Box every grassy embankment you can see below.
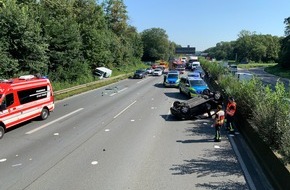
[53,63,149,101]
[236,62,290,80]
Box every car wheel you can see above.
[173,101,181,108]
[40,108,49,120]
[202,89,211,96]
[0,125,4,139]
[213,91,222,101]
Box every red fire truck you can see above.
[0,75,55,139]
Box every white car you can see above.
[228,64,238,73]
[235,72,253,82]
[152,69,163,76]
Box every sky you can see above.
[123,0,290,51]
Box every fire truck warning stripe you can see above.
[25,108,84,135]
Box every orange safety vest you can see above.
[215,110,225,125]
[226,102,236,116]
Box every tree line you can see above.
[0,0,178,83]
[0,0,143,82]
[2,0,289,83]
[204,17,290,69]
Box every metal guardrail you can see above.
[54,73,131,95]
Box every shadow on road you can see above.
[171,119,249,190]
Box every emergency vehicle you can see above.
[0,75,55,139]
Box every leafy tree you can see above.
[124,26,143,60]
[207,30,282,63]
[102,0,128,36]
[0,43,19,78]
[279,35,290,68]
[73,0,112,70]
[0,0,48,77]
[279,17,290,68]
[141,28,170,61]
[39,0,88,82]
[168,41,179,60]
[284,17,290,36]
[234,30,255,62]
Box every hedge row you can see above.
[201,59,290,164]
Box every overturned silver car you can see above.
[170,90,223,120]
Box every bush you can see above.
[201,58,290,164]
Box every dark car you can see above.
[170,90,223,120]
[133,69,147,79]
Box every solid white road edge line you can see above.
[25,108,84,135]
[113,101,137,119]
[229,135,256,190]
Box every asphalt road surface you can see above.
[0,74,273,190]
[240,67,290,90]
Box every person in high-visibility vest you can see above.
[225,96,237,134]
[214,105,225,142]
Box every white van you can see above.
[94,67,112,79]
[235,72,253,82]
[191,61,201,70]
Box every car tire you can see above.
[213,91,222,101]
[202,89,211,96]
[40,108,49,120]
[0,125,4,139]
[173,101,181,108]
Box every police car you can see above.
[179,76,209,97]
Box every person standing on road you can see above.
[225,96,237,134]
[213,105,225,142]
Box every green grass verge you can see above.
[54,74,131,101]
[52,62,148,101]
[237,62,277,69]
[264,64,290,79]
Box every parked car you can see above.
[235,72,253,82]
[163,71,180,87]
[170,90,223,120]
[133,69,147,79]
[179,76,209,97]
[152,68,163,76]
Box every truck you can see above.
[94,67,112,79]
[188,56,198,62]
[0,75,55,139]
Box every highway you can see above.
[239,67,290,90]
[0,74,272,190]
